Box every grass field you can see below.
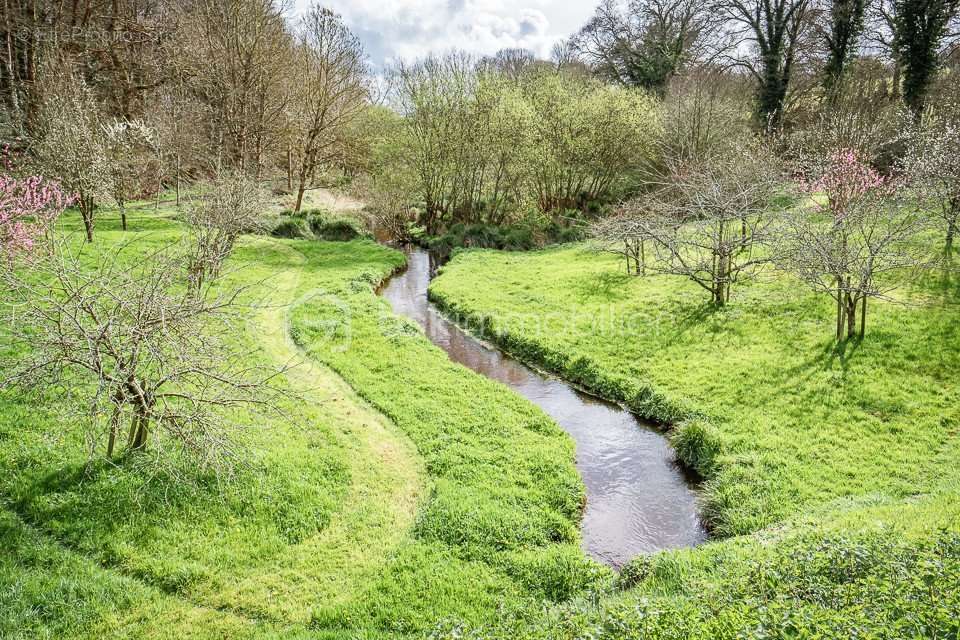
[3,204,959,639]
[0,207,603,638]
[425,242,960,637]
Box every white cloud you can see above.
[292,0,598,66]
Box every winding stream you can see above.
[380,247,706,568]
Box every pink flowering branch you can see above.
[804,149,890,222]
[0,175,73,255]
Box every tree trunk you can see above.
[946,218,956,255]
[836,279,844,341]
[286,146,293,191]
[175,153,181,207]
[845,290,858,340]
[860,294,867,337]
[119,201,127,231]
[130,413,148,451]
[81,197,95,242]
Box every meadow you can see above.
[2,206,959,639]
[425,242,960,636]
[0,208,603,639]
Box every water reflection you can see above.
[380,247,707,567]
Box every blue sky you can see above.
[292,0,600,66]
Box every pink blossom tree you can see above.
[0,175,71,256]
[781,149,931,340]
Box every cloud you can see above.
[293,0,593,67]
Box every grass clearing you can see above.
[425,242,960,637]
[430,244,960,536]
[0,207,608,637]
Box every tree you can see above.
[176,0,294,176]
[569,0,722,94]
[0,174,71,256]
[32,68,111,242]
[902,106,960,253]
[0,238,284,466]
[102,118,158,231]
[289,6,368,214]
[525,71,660,213]
[721,0,814,128]
[819,0,871,98]
[892,0,960,115]
[782,149,930,339]
[657,70,752,172]
[625,142,784,305]
[184,172,265,289]
[591,210,652,275]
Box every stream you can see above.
[380,247,706,568]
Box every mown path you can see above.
[206,237,425,621]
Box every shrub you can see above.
[308,214,366,241]
[270,218,308,238]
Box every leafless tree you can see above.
[624,142,785,304]
[31,65,112,242]
[0,238,286,469]
[102,118,158,231]
[175,0,293,176]
[288,5,368,213]
[591,210,653,275]
[184,171,266,289]
[901,103,960,253]
[778,190,934,339]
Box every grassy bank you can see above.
[430,244,960,536]
[0,208,604,638]
[427,242,960,637]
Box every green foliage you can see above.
[307,212,367,241]
[270,217,308,238]
[669,417,723,477]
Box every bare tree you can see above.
[288,5,368,213]
[781,149,933,340]
[591,210,652,275]
[902,104,960,253]
[32,66,111,242]
[0,238,284,468]
[184,172,266,289]
[102,118,158,231]
[624,142,784,305]
[779,189,932,340]
[176,0,293,176]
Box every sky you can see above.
[292,0,600,67]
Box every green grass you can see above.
[430,244,960,536]
[0,207,608,638]
[426,242,960,637]
[5,203,960,638]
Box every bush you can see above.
[270,218,308,239]
[308,214,366,241]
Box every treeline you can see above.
[1,0,369,239]
[367,53,659,239]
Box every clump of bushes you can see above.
[427,220,586,260]
[308,212,367,241]
[269,208,369,241]
[270,217,308,239]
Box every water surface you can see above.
[380,247,706,567]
